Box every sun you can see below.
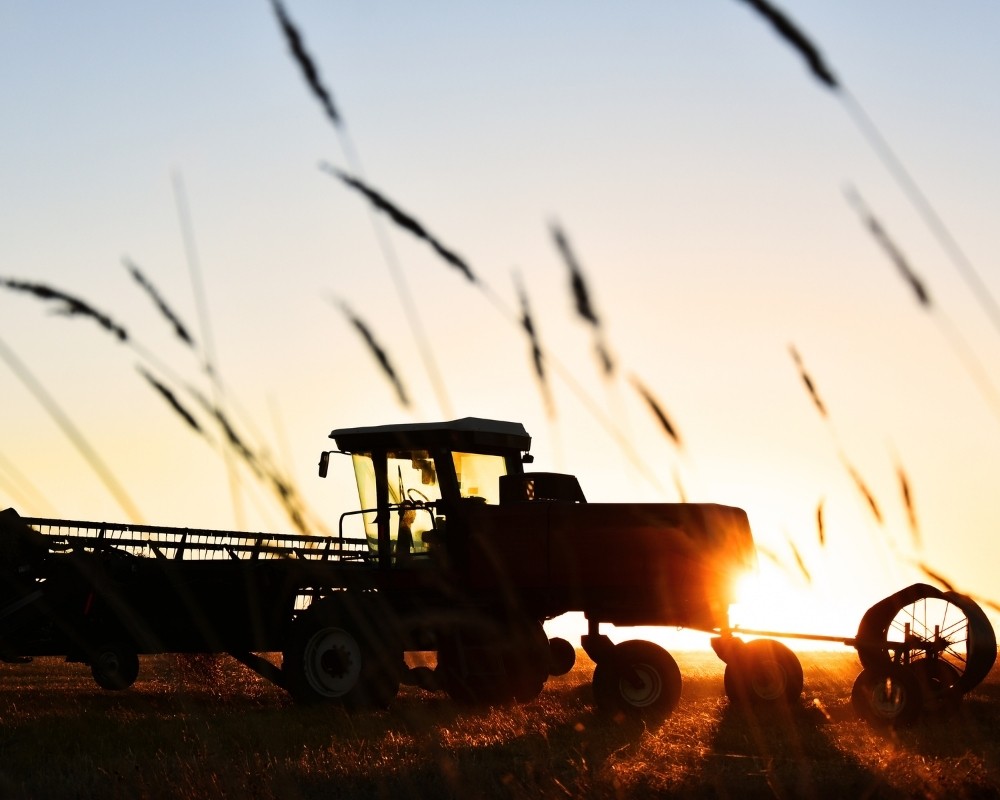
[727,560,867,651]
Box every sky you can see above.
[1,2,999,646]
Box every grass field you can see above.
[1,649,998,799]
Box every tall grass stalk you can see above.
[893,457,921,550]
[271,0,341,128]
[816,498,825,546]
[172,170,245,530]
[269,2,454,416]
[786,535,812,583]
[738,0,1000,339]
[322,164,677,493]
[840,89,1000,337]
[788,344,826,418]
[845,185,930,307]
[513,271,553,417]
[550,222,614,376]
[847,185,1000,427]
[123,257,197,348]
[0,272,305,529]
[735,0,838,89]
[323,165,476,284]
[842,459,883,525]
[789,345,886,523]
[138,366,205,436]
[335,299,410,409]
[917,563,957,593]
[0,278,129,342]
[124,258,304,527]
[629,375,682,448]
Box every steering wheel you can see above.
[406,487,430,505]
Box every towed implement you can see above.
[0,417,994,725]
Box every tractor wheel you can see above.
[90,643,140,690]
[592,640,681,723]
[724,639,803,708]
[851,665,923,728]
[547,637,576,677]
[282,597,402,710]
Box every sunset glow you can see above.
[2,3,999,655]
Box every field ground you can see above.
[1,649,998,799]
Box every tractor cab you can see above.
[323,418,536,566]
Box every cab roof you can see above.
[330,417,531,454]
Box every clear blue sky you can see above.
[1,2,998,636]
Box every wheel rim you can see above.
[91,643,139,689]
[868,675,910,720]
[748,660,786,701]
[888,596,969,680]
[618,663,662,708]
[96,651,123,676]
[303,627,362,697]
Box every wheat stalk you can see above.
[844,186,930,307]
[788,344,826,418]
[816,498,825,546]
[513,271,553,417]
[322,164,476,284]
[738,0,1000,338]
[335,299,410,408]
[894,458,921,550]
[735,0,838,89]
[787,536,812,583]
[271,0,340,128]
[843,460,883,525]
[0,278,128,342]
[629,374,682,448]
[123,258,197,347]
[138,366,204,435]
[550,222,614,376]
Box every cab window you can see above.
[452,452,507,505]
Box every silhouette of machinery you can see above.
[0,418,993,725]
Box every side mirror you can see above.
[318,451,330,478]
[521,452,534,464]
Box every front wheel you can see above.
[592,640,681,723]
